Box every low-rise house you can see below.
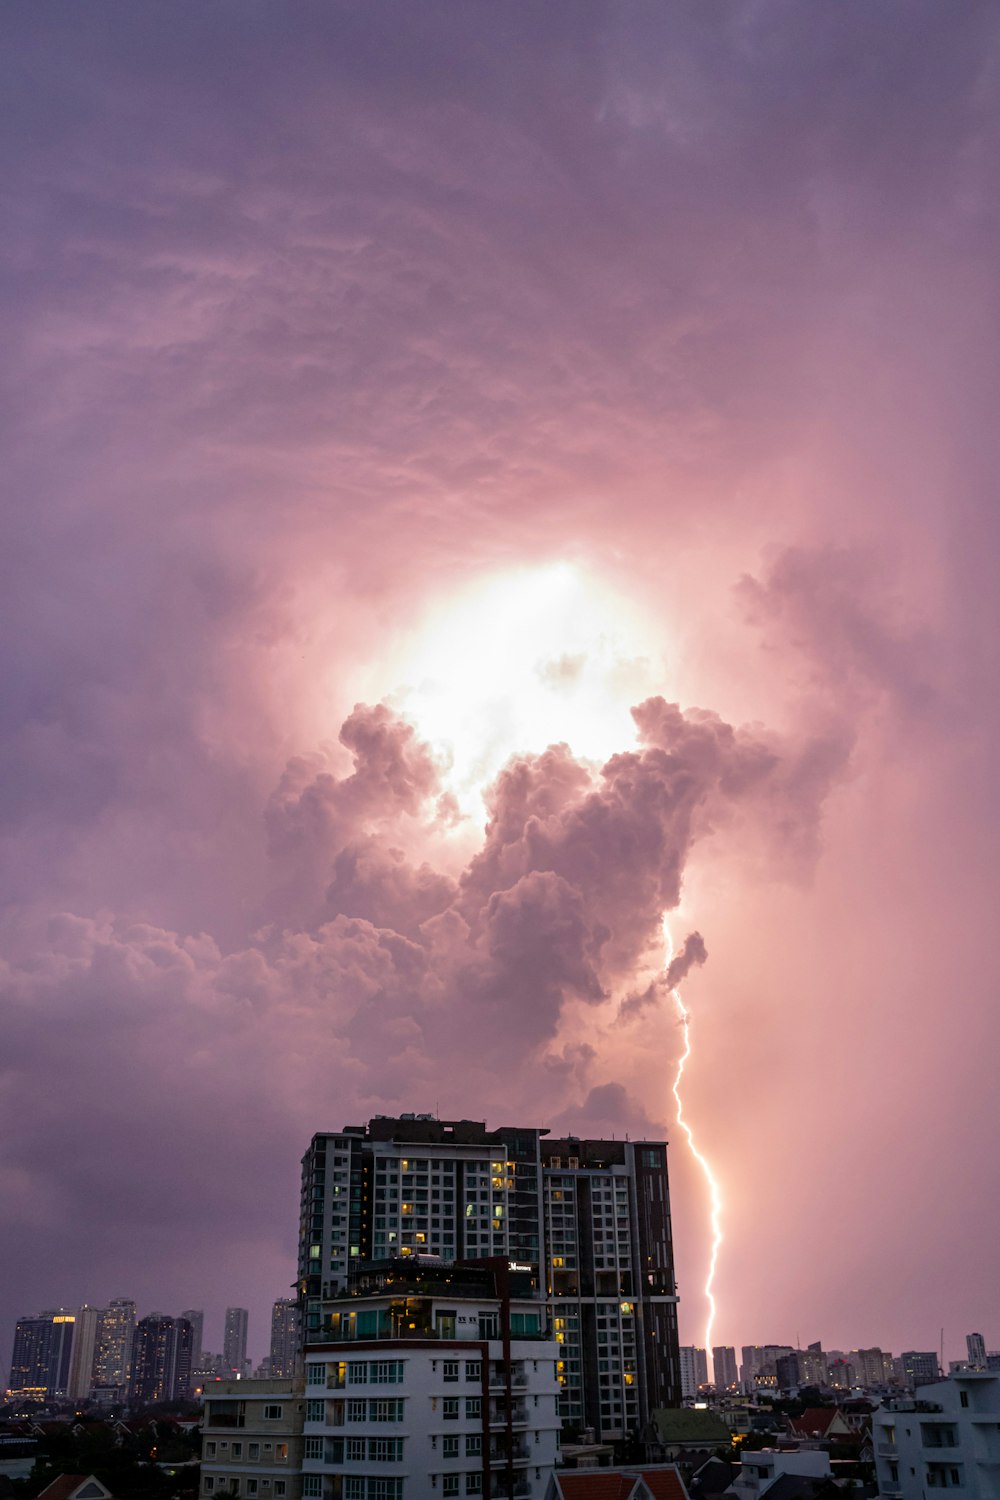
[728,1449,832,1500]
[35,1477,116,1500]
[199,1378,304,1500]
[547,1467,689,1500]
[873,1371,1000,1500]
[642,1409,733,1464]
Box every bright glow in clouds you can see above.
[387,561,663,812]
[665,916,724,1353]
[382,562,724,1348]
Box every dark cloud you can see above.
[0,0,998,1371]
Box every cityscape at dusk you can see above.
[2,3,999,1495]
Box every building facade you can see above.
[711,1347,738,1390]
[678,1348,708,1400]
[874,1371,1000,1500]
[226,1308,251,1377]
[272,1301,301,1380]
[299,1117,680,1442]
[93,1298,137,1396]
[181,1310,205,1366]
[900,1351,942,1390]
[968,1335,987,1371]
[301,1258,560,1499]
[129,1314,193,1404]
[6,1311,76,1400]
[200,1377,304,1500]
[67,1305,102,1400]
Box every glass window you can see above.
[465,1361,481,1381]
[443,1398,460,1419]
[465,1398,481,1419]
[263,1406,283,1420]
[465,1435,482,1457]
[465,1477,482,1496]
[346,1438,365,1462]
[307,1364,325,1386]
[443,1480,460,1498]
[443,1362,459,1382]
[302,1480,322,1499]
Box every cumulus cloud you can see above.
[1,0,997,1369]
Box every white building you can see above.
[302,1258,561,1499]
[300,1118,682,1440]
[200,1376,304,1500]
[874,1371,1000,1500]
[678,1348,708,1400]
[730,1449,831,1500]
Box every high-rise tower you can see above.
[299,1115,681,1441]
[269,1298,299,1379]
[7,1311,76,1400]
[223,1307,249,1376]
[93,1297,136,1393]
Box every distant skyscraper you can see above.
[223,1307,249,1375]
[680,1345,709,1398]
[8,1310,76,1400]
[129,1314,191,1405]
[901,1350,940,1388]
[713,1345,738,1389]
[967,1333,987,1370]
[67,1305,102,1399]
[93,1298,136,1391]
[179,1309,204,1365]
[269,1299,299,1378]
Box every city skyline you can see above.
[2,2,999,1386]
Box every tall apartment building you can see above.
[739,1345,793,1391]
[67,1305,102,1400]
[850,1346,896,1388]
[93,1298,137,1395]
[298,1116,680,1442]
[226,1308,250,1376]
[180,1310,205,1366]
[679,1347,708,1399]
[301,1258,560,1500]
[7,1310,76,1400]
[271,1300,301,1380]
[967,1334,987,1370]
[712,1346,738,1390]
[129,1314,193,1405]
[900,1351,941,1390]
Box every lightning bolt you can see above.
[664,915,724,1355]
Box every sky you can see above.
[2,1,999,1374]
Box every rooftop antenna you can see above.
[941,1327,945,1375]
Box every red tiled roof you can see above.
[556,1477,643,1500]
[36,1478,92,1500]
[636,1471,689,1500]
[788,1408,840,1437]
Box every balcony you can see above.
[490,1405,528,1429]
[489,1439,530,1463]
